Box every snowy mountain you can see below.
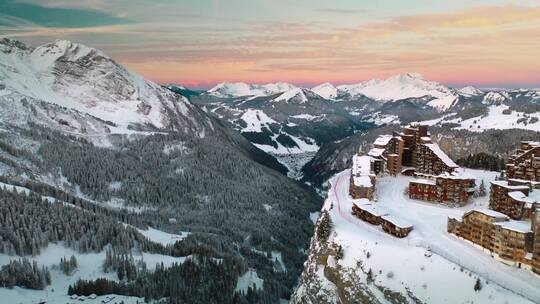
[483,91,510,104]
[0,39,322,303]
[193,74,540,176]
[458,86,483,96]
[207,81,297,98]
[337,73,459,111]
[311,82,338,100]
[0,39,212,135]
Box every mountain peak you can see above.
[312,82,338,100]
[273,87,308,103]
[458,86,483,96]
[31,39,108,69]
[0,38,202,133]
[207,82,297,98]
[391,72,424,81]
[0,38,33,53]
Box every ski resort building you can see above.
[351,201,413,238]
[506,141,540,182]
[366,125,459,178]
[409,173,476,206]
[416,143,459,175]
[368,134,404,176]
[349,155,376,200]
[489,180,539,220]
[380,215,414,238]
[351,201,389,225]
[448,209,536,269]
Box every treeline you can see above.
[0,188,166,256]
[0,122,321,301]
[456,152,506,171]
[0,258,51,290]
[27,126,318,299]
[69,256,273,304]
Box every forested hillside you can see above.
[0,39,322,303]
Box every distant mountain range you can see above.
[172,74,539,167]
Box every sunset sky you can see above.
[1,0,540,89]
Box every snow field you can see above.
[323,169,539,303]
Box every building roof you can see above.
[508,191,535,204]
[352,154,372,176]
[381,215,413,229]
[353,175,373,188]
[423,143,458,168]
[351,198,371,206]
[368,148,386,158]
[357,204,389,217]
[490,180,530,190]
[410,179,436,185]
[494,220,532,234]
[507,178,540,187]
[467,208,509,220]
[522,141,540,146]
[373,134,394,147]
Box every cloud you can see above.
[313,8,368,15]
[0,0,134,28]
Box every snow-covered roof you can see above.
[448,214,463,221]
[352,155,372,176]
[423,143,458,168]
[381,215,413,229]
[494,220,532,234]
[357,204,389,217]
[528,190,540,202]
[521,141,540,147]
[368,148,386,157]
[352,155,374,187]
[373,134,393,146]
[352,198,371,206]
[436,172,475,181]
[507,178,540,187]
[410,179,436,185]
[508,191,535,203]
[468,208,509,220]
[420,136,432,142]
[491,180,530,190]
[353,175,373,188]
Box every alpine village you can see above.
[349,125,540,275]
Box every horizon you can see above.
[2,0,540,89]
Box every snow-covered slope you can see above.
[483,91,510,104]
[0,38,209,134]
[312,82,338,100]
[292,169,538,304]
[337,73,459,111]
[458,86,483,96]
[207,82,297,98]
[273,87,309,103]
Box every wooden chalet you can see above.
[351,203,389,225]
[380,215,413,238]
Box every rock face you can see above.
[0,38,211,135]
